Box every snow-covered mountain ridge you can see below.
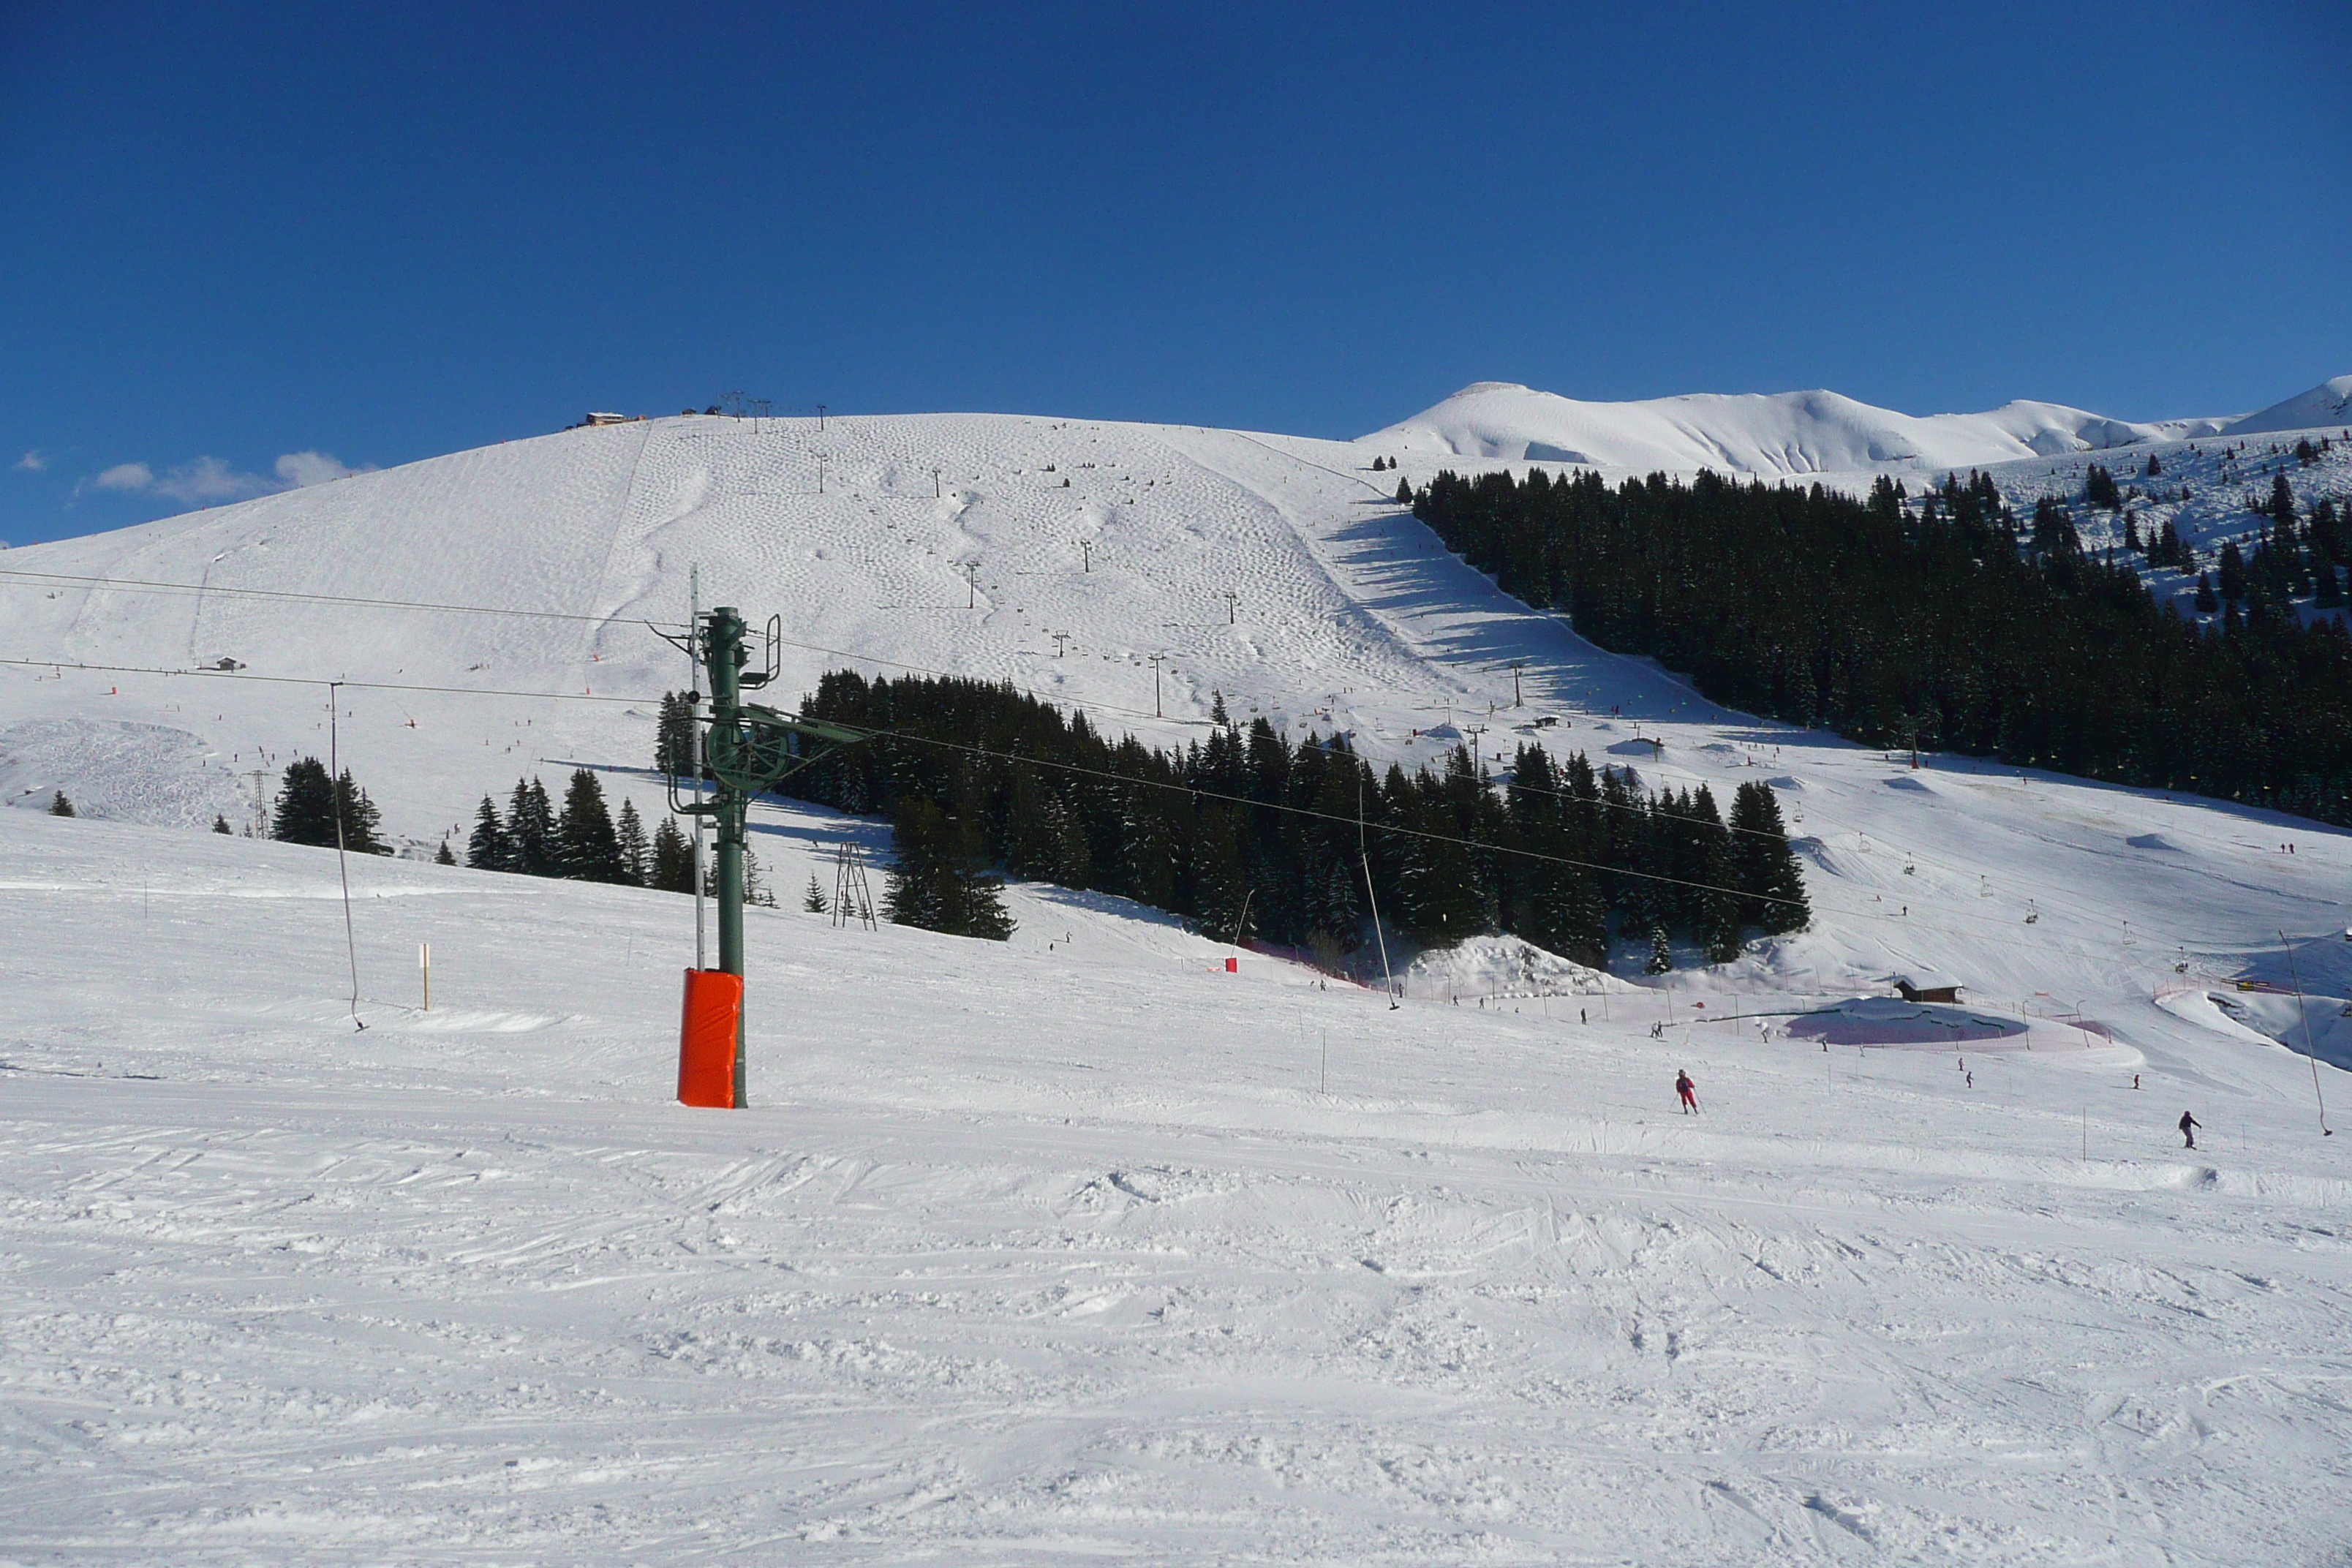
[1369,374,2352,476]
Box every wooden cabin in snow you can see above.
[1891,975,1962,1004]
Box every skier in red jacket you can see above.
[1676,1070,1697,1114]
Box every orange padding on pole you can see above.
[677,968,742,1108]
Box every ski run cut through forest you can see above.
[4,374,2352,1564]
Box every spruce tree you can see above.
[271,759,338,845]
[1395,475,1411,504]
[615,799,650,886]
[650,815,695,893]
[656,692,699,778]
[557,769,626,882]
[434,837,456,865]
[508,778,557,875]
[1646,924,1674,976]
[212,814,233,834]
[1729,781,1809,935]
[2270,472,2297,526]
[331,769,388,854]
[884,796,1012,939]
[883,796,947,930]
[466,795,512,870]
[802,873,829,913]
[48,791,75,817]
[2218,541,2246,601]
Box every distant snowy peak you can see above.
[2227,374,2352,437]
[1365,376,2349,478]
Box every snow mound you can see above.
[1401,934,1628,1001]
[2127,832,2183,852]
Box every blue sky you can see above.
[4,1,2346,545]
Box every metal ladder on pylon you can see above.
[832,840,877,930]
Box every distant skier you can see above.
[2179,1111,2199,1149]
[1676,1070,1697,1114]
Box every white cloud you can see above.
[15,450,45,472]
[274,450,369,487]
[152,456,274,503]
[92,461,154,491]
[75,448,373,505]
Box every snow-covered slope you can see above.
[6,799,2351,1563]
[2225,372,2352,437]
[3,401,2351,1558]
[2,406,2348,1019]
[1361,377,2352,475]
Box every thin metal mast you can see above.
[690,564,706,971]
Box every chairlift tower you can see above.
[664,605,865,1105]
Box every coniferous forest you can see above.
[783,671,1807,964]
[1409,467,2352,824]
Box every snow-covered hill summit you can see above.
[1365,374,2351,476]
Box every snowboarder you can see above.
[1676,1070,1697,1114]
[2179,1111,2199,1149]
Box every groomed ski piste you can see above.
[4,382,2351,1563]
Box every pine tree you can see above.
[2194,570,2219,613]
[2084,464,2121,510]
[802,873,829,913]
[508,778,557,875]
[556,769,626,882]
[1729,781,1809,935]
[656,692,699,777]
[2218,540,2246,602]
[48,791,75,817]
[615,799,650,886]
[1691,785,1743,962]
[434,837,456,865]
[212,814,232,834]
[1395,475,1412,504]
[1646,924,1674,976]
[466,795,512,870]
[271,760,336,844]
[2269,472,2297,526]
[2144,453,2163,477]
[883,796,1013,939]
[331,769,389,854]
[883,796,946,930]
[650,815,695,893]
